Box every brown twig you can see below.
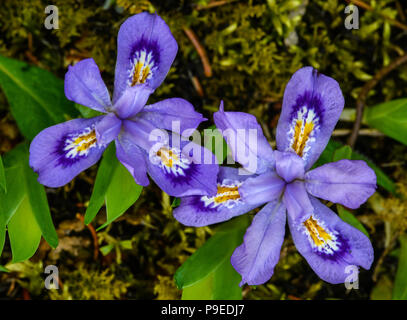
[372,230,401,282]
[347,53,407,147]
[183,27,213,77]
[76,213,99,261]
[346,0,407,31]
[196,0,237,11]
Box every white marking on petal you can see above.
[201,180,243,210]
[128,49,156,87]
[63,126,99,159]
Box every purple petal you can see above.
[239,172,285,206]
[231,200,286,286]
[113,12,178,102]
[283,180,313,224]
[64,58,111,112]
[274,150,305,183]
[214,102,274,174]
[288,196,373,284]
[115,133,150,187]
[276,67,345,170]
[138,98,205,135]
[173,167,257,227]
[113,84,152,119]
[95,113,122,146]
[121,118,165,152]
[146,134,219,197]
[29,116,106,187]
[305,159,376,209]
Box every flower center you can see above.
[129,50,156,87]
[201,181,242,209]
[64,127,98,159]
[156,147,190,176]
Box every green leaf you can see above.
[7,196,42,262]
[393,234,407,300]
[0,155,5,192]
[337,205,369,238]
[85,144,143,229]
[0,55,78,140]
[364,98,407,146]
[0,144,58,261]
[171,197,181,208]
[175,215,250,299]
[0,265,9,273]
[100,244,114,256]
[75,103,104,119]
[315,140,396,194]
[332,145,352,161]
[203,125,229,164]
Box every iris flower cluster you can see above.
[30,12,376,285]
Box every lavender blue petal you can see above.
[276,67,345,170]
[288,196,374,284]
[113,12,178,102]
[283,180,313,224]
[239,172,285,206]
[173,167,257,227]
[29,116,105,187]
[274,150,305,183]
[64,58,111,112]
[231,200,286,286]
[113,84,152,119]
[214,102,274,174]
[137,98,206,136]
[305,159,377,209]
[95,113,122,146]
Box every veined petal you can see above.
[305,160,377,209]
[145,133,219,197]
[95,113,122,146]
[115,133,149,187]
[283,180,313,224]
[276,67,344,170]
[113,84,152,119]
[113,12,178,102]
[231,200,286,286]
[214,102,274,174]
[65,58,111,112]
[288,196,373,284]
[173,167,257,227]
[29,116,106,187]
[138,98,205,135]
[239,172,285,206]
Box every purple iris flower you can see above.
[29,12,218,197]
[173,67,377,284]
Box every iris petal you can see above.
[276,67,344,170]
[305,159,377,209]
[29,116,106,187]
[113,12,178,102]
[173,167,257,227]
[288,196,373,284]
[231,200,286,286]
[64,58,111,112]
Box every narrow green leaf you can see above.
[84,144,117,224]
[0,221,6,257]
[182,272,214,300]
[8,196,42,263]
[332,145,352,161]
[171,197,181,208]
[393,234,407,300]
[175,215,249,292]
[0,55,78,140]
[85,144,143,229]
[75,103,104,119]
[100,244,114,256]
[0,155,6,192]
[337,205,369,238]
[0,265,9,273]
[203,125,229,164]
[364,98,407,146]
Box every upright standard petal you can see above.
[274,150,305,183]
[65,58,111,112]
[173,167,257,227]
[115,131,150,187]
[305,160,377,209]
[95,113,122,146]
[214,102,274,174]
[145,132,219,197]
[288,196,373,284]
[29,116,106,187]
[113,12,178,102]
[138,98,205,136]
[113,84,152,119]
[283,180,313,224]
[276,67,344,170]
[239,172,285,206]
[231,200,286,286]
